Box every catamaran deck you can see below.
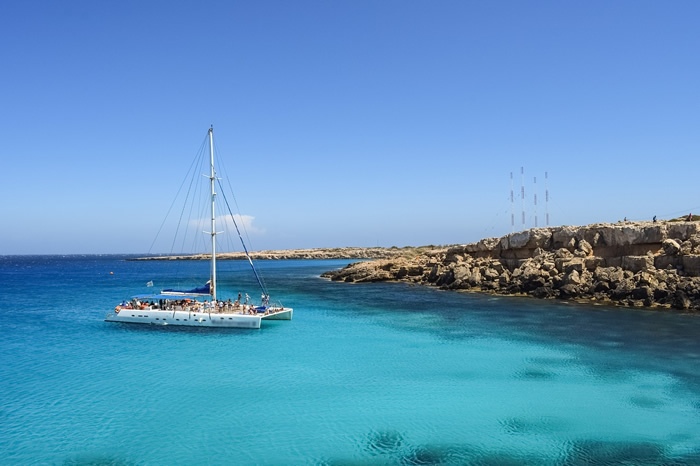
[105,300,292,329]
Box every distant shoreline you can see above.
[127,246,443,261]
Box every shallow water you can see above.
[1,256,700,464]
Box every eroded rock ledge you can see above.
[321,221,700,311]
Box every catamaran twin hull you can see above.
[106,127,293,330]
[105,307,293,329]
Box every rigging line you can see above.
[175,137,209,284]
[219,171,267,294]
[147,136,208,255]
[214,137,270,292]
[179,144,207,255]
[217,178,268,297]
[213,140,257,252]
[170,133,210,255]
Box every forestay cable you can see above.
[217,179,269,300]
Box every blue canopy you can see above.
[132,293,210,300]
[161,281,211,297]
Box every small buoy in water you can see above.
[110,272,114,275]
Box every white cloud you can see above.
[190,214,265,235]
[222,214,265,235]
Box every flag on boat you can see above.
[146,281,154,287]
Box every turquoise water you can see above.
[2,256,700,465]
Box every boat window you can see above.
[176,319,180,321]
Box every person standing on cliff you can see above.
[688,213,693,221]
[653,215,657,222]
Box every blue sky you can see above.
[1,1,699,254]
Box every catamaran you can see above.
[105,127,293,329]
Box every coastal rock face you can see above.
[321,221,700,311]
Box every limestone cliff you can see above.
[321,221,700,311]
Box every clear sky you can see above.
[1,0,699,254]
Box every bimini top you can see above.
[160,281,212,297]
[131,293,211,300]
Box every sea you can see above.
[1,255,700,465]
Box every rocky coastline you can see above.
[321,221,700,311]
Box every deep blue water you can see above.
[2,255,700,465]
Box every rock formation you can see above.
[321,221,700,311]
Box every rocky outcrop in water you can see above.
[321,221,700,311]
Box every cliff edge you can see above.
[321,221,700,311]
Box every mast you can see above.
[209,126,217,301]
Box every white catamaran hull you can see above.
[105,307,293,329]
[106,128,294,330]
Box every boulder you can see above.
[631,286,653,301]
[552,226,578,248]
[532,286,556,298]
[559,283,580,298]
[668,222,699,241]
[555,258,584,274]
[453,266,470,282]
[635,271,659,288]
[621,255,654,273]
[584,256,604,271]
[662,239,681,256]
[682,255,700,276]
[468,270,482,287]
[594,281,611,292]
[673,290,691,310]
[476,237,501,252]
[577,239,593,256]
[565,270,581,285]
